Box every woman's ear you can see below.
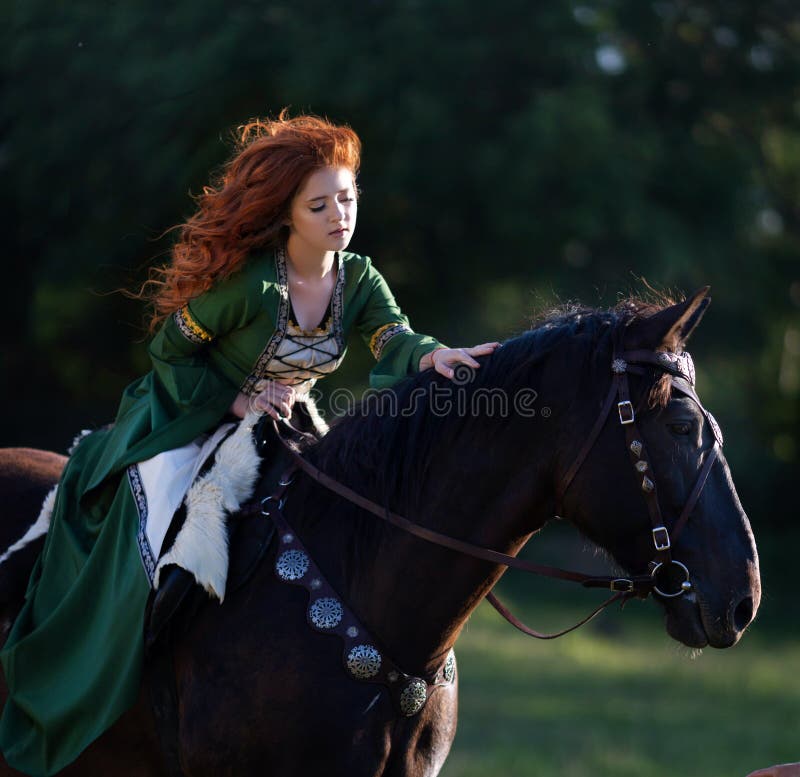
[625,287,711,352]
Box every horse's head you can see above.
[560,288,760,648]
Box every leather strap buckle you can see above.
[610,578,634,592]
[617,400,635,425]
[652,526,671,551]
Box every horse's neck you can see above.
[366,467,553,674]
[290,426,556,677]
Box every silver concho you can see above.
[399,679,428,716]
[346,626,359,638]
[635,460,648,473]
[443,651,456,684]
[309,597,343,630]
[611,358,627,374]
[630,440,643,457]
[347,644,382,679]
[275,549,309,581]
[641,476,655,493]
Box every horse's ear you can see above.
[625,287,711,351]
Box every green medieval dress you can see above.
[0,248,443,776]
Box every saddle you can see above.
[144,409,316,649]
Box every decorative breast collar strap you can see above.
[262,488,456,718]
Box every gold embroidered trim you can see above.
[369,323,395,356]
[370,322,412,360]
[174,305,213,344]
[288,315,333,337]
[240,246,291,396]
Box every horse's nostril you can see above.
[732,596,755,632]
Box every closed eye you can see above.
[310,197,354,213]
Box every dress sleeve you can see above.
[122,271,261,427]
[355,258,445,389]
[88,268,265,486]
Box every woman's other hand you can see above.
[419,343,501,380]
[747,764,800,777]
[229,381,296,420]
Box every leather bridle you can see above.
[555,333,722,599]
[266,335,723,640]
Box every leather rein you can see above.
[268,339,722,640]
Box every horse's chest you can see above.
[177,617,457,776]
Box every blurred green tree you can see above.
[3,0,798,523]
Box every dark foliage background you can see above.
[3,0,798,534]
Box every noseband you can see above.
[266,336,722,640]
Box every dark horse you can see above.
[0,290,761,776]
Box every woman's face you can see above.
[287,166,357,257]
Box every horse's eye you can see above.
[669,422,692,435]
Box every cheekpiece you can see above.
[707,410,724,446]
[309,597,344,630]
[275,549,309,581]
[399,679,428,717]
[347,644,382,679]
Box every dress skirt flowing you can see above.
[0,429,151,777]
[0,419,237,776]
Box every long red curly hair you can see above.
[144,111,361,331]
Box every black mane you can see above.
[303,296,675,522]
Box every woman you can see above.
[0,112,498,775]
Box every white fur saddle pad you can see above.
[128,412,263,602]
[14,400,325,604]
